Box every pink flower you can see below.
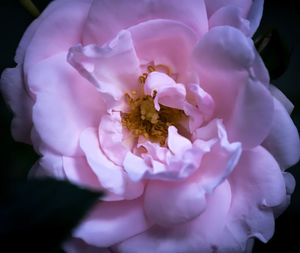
[1,0,299,252]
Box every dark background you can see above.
[0,0,299,252]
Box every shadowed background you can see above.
[0,0,299,252]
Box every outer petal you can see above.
[129,19,198,82]
[226,78,274,149]
[226,146,286,248]
[27,52,104,156]
[263,98,300,170]
[193,26,255,122]
[115,180,232,253]
[73,198,153,248]
[209,6,250,36]
[205,0,252,18]
[68,30,141,110]
[0,66,33,143]
[247,0,264,36]
[193,26,273,148]
[82,0,208,45]
[24,0,93,73]
[64,238,112,253]
[28,151,65,179]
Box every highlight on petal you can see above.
[68,30,141,110]
[82,0,208,45]
[247,0,264,36]
[28,52,104,156]
[73,198,153,248]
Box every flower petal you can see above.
[226,78,274,149]
[209,6,250,36]
[205,0,252,18]
[63,156,102,191]
[193,26,255,122]
[98,112,128,166]
[144,72,186,111]
[82,0,208,45]
[80,127,144,199]
[28,52,104,156]
[263,98,300,170]
[0,66,33,144]
[226,146,286,246]
[73,198,153,248]
[24,0,93,73]
[129,19,198,81]
[144,179,207,226]
[247,0,264,36]
[68,30,141,110]
[115,180,232,253]
[193,119,242,193]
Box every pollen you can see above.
[121,92,185,145]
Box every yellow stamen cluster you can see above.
[121,91,185,145]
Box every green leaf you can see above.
[0,178,103,253]
[255,29,291,80]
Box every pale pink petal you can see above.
[80,127,144,199]
[144,179,207,226]
[247,0,264,36]
[269,85,294,114]
[64,238,112,253]
[0,66,33,144]
[205,0,252,18]
[82,0,208,45]
[193,119,242,193]
[167,126,192,155]
[263,98,300,170]
[73,198,153,248]
[115,180,232,253]
[24,0,93,73]
[209,6,250,36]
[184,83,215,132]
[226,78,274,149]
[124,127,212,182]
[63,156,102,191]
[251,49,270,85]
[28,151,66,179]
[27,52,104,156]
[98,112,128,166]
[129,19,198,81]
[226,146,286,246]
[192,26,255,122]
[272,172,296,218]
[68,30,141,110]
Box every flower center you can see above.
[121,65,185,145]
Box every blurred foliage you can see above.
[0,178,103,253]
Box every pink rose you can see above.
[1,0,299,252]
